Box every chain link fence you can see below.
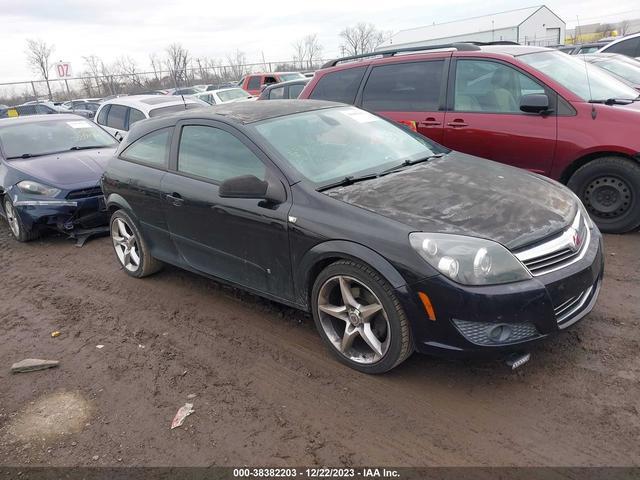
[0,59,325,106]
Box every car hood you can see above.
[324,153,577,250]
[9,148,116,188]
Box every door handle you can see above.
[419,118,442,127]
[447,119,468,128]
[165,192,184,206]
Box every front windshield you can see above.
[519,50,639,101]
[217,88,251,102]
[596,58,640,85]
[0,119,117,159]
[278,73,305,82]
[253,107,443,186]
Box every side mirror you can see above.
[520,93,551,114]
[219,175,286,204]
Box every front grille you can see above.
[553,284,597,328]
[452,319,539,346]
[66,187,103,199]
[515,210,590,276]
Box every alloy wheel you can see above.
[317,275,391,364]
[4,200,20,238]
[111,217,141,272]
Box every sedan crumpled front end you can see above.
[7,182,108,241]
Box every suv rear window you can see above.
[106,104,127,130]
[309,67,366,104]
[362,61,444,111]
[247,76,261,90]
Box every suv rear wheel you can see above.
[568,156,640,233]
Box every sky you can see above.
[0,0,639,84]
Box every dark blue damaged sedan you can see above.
[0,114,117,242]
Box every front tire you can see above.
[568,156,640,233]
[110,210,162,278]
[3,197,39,242]
[311,260,413,374]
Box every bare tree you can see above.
[149,53,164,85]
[83,55,104,96]
[117,56,143,89]
[25,39,55,100]
[165,43,190,87]
[304,34,323,69]
[618,20,631,36]
[226,49,247,80]
[339,23,385,56]
[100,61,120,95]
[292,39,307,69]
[598,23,615,37]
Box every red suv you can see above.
[239,72,306,96]
[299,44,640,233]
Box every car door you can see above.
[160,120,293,300]
[358,59,448,144]
[114,127,174,257]
[443,58,557,174]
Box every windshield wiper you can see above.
[589,98,634,105]
[6,152,50,159]
[69,145,108,151]
[379,153,445,176]
[317,174,379,191]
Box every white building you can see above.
[377,5,566,51]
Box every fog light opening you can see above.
[487,324,513,343]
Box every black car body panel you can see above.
[102,101,603,361]
[324,153,577,250]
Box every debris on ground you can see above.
[51,331,61,338]
[96,345,104,349]
[170,403,194,429]
[11,359,59,373]
[186,393,197,399]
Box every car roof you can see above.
[100,95,199,113]
[200,87,245,94]
[321,44,551,70]
[0,113,90,127]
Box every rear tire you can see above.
[110,210,162,278]
[3,197,39,242]
[568,156,640,233]
[311,260,413,374]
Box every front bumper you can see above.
[12,194,109,236]
[397,227,604,358]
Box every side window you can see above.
[128,108,146,128]
[288,84,305,98]
[247,76,261,90]
[362,61,444,111]
[454,60,545,113]
[309,66,366,104]
[120,128,172,167]
[96,104,110,125]
[17,105,37,115]
[264,76,277,85]
[606,37,640,57]
[269,87,285,99]
[106,104,127,130]
[35,105,53,114]
[178,125,266,183]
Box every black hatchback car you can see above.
[101,100,603,373]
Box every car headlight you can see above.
[409,233,531,286]
[16,180,61,197]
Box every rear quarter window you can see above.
[309,66,367,104]
[362,61,444,111]
[120,127,172,167]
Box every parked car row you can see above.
[2,40,636,374]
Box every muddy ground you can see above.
[0,221,638,467]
